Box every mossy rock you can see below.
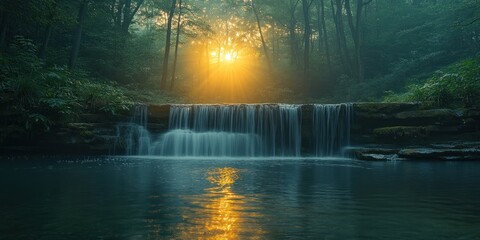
[67,123,95,130]
[355,153,399,161]
[395,109,464,120]
[465,109,480,119]
[373,126,429,140]
[398,148,480,160]
[354,102,419,114]
[148,104,171,123]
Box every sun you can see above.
[210,50,238,63]
[225,52,232,61]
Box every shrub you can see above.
[0,36,134,137]
[383,59,480,107]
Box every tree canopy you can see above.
[1,0,479,104]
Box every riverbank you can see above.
[1,103,479,160]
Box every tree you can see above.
[302,0,314,75]
[314,0,332,73]
[38,0,60,59]
[69,0,89,70]
[331,0,352,74]
[0,3,7,52]
[345,0,372,82]
[170,0,183,89]
[160,0,177,89]
[287,0,301,69]
[113,0,145,34]
[251,0,272,71]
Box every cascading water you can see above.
[118,104,151,155]
[151,104,302,157]
[312,103,353,156]
[120,103,353,157]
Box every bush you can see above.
[384,59,480,107]
[0,36,135,136]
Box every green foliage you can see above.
[0,36,135,136]
[384,59,480,107]
[74,80,134,115]
[7,36,43,74]
[1,0,480,106]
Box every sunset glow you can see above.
[225,52,232,61]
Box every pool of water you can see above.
[1,157,479,239]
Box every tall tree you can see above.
[121,0,145,33]
[170,0,183,89]
[112,0,144,33]
[38,0,59,59]
[69,0,89,69]
[315,0,332,73]
[160,0,177,89]
[345,0,372,82]
[302,0,314,75]
[287,0,301,69]
[251,0,271,71]
[0,6,7,53]
[331,0,352,74]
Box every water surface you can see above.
[1,157,479,239]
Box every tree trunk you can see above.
[110,0,117,22]
[315,1,323,52]
[115,0,125,29]
[38,0,58,60]
[0,9,7,53]
[39,24,53,59]
[355,0,364,82]
[69,0,88,70]
[344,0,357,78]
[331,0,352,75]
[330,0,341,54]
[160,0,177,89]
[121,0,132,33]
[170,0,182,90]
[302,0,313,76]
[288,0,301,69]
[252,0,271,71]
[319,0,332,73]
[121,0,144,34]
[345,0,371,82]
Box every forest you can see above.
[1,0,479,130]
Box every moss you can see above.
[373,126,429,140]
[395,109,464,119]
[354,102,419,114]
[66,123,95,138]
[80,130,94,138]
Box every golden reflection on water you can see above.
[173,167,264,240]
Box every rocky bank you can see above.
[1,103,479,160]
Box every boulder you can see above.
[354,102,420,114]
[347,146,401,161]
[395,109,464,119]
[398,148,480,160]
[394,109,464,126]
[148,104,170,124]
[373,126,429,141]
[355,153,400,161]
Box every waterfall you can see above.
[312,104,353,156]
[121,104,151,155]
[151,130,263,156]
[153,104,302,157]
[119,103,353,157]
